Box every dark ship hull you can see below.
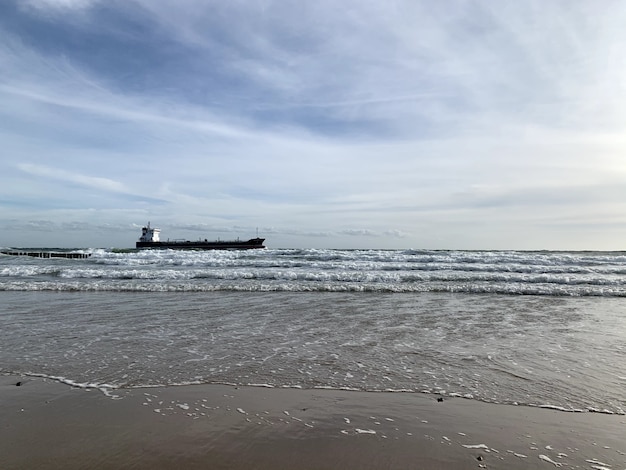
[136,238,265,250]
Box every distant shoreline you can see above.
[3,247,626,253]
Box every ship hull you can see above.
[136,238,265,250]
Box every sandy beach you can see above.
[1,376,624,469]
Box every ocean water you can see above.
[1,248,625,414]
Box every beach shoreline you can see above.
[1,375,624,469]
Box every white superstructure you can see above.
[139,222,160,242]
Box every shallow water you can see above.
[1,274,625,413]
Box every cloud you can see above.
[20,0,99,12]
[17,163,127,193]
[12,163,168,209]
[1,1,626,248]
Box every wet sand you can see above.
[1,376,625,469]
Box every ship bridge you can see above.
[139,223,160,242]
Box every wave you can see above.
[10,372,621,414]
[3,248,626,296]
[1,280,625,296]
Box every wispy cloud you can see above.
[1,1,626,248]
[17,163,127,193]
[21,0,99,13]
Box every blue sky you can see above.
[2,0,626,249]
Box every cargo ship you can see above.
[136,223,265,250]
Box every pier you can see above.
[0,250,91,259]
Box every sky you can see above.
[2,0,626,250]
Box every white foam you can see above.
[532,404,586,413]
[24,372,119,397]
[355,429,376,434]
[586,459,611,468]
[539,455,562,467]
[507,450,527,458]
[463,444,489,450]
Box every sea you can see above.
[1,248,625,414]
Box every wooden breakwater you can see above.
[0,250,91,259]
